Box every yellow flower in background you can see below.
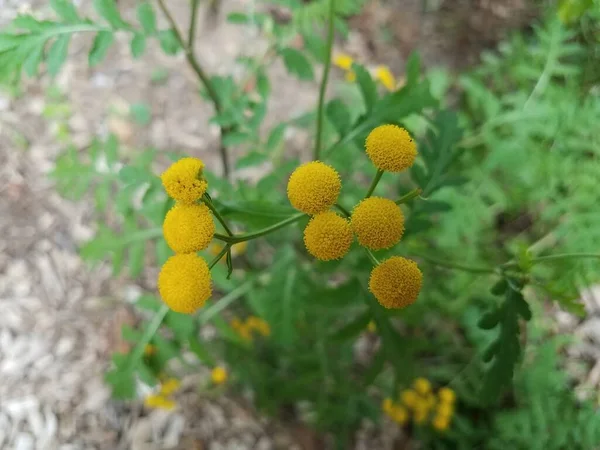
[432,413,451,432]
[303,211,353,261]
[369,256,422,309]
[144,344,156,356]
[413,377,431,396]
[333,53,354,70]
[400,389,418,409]
[245,316,271,337]
[211,366,228,385]
[365,124,417,173]
[158,253,212,314]
[367,320,377,333]
[163,203,215,254]
[382,397,394,415]
[345,71,356,82]
[287,161,341,215]
[351,197,405,250]
[374,65,396,91]
[413,405,429,425]
[436,402,454,418]
[230,317,243,331]
[144,394,176,410]
[438,387,456,404]
[390,405,409,425]
[161,157,208,204]
[159,378,181,396]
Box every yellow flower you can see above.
[345,71,356,82]
[144,394,176,410]
[413,377,431,396]
[211,366,228,385]
[287,161,341,215]
[333,53,354,70]
[390,405,409,425]
[438,387,456,404]
[400,389,418,408]
[365,125,417,172]
[246,316,271,337]
[161,157,208,204]
[159,378,181,396]
[237,323,253,341]
[436,402,454,418]
[367,320,377,333]
[158,253,212,314]
[303,211,353,261]
[374,65,396,91]
[144,344,156,356]
[413,405,429,425]
[432,413,451,432]
[163,203,215,254]
[369,257,422,309]
[230,317,243,330]
[350,197,404,250]
[382,397,394,415]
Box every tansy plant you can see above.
[3,0,599,447]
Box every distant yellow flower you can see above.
[436,402,454,418]
[237,323,253,341]
[365,125,417,172]
[367,320,377,333]
[287,161,341,215]
[351,197,404,250]
[158,253,212,314]
[303,211,353,261]
[160,378,181,396]
[432,413,451,432]
[144,344,156,356]
[390,405,409,425]
[211,366,228,385]
[161,157,208,204]
[333,53,354,70]
[163,203,215,254]
[413,377,431,396]
[374,65,396,91]
[246,316,271,337]
[382,397,394,415]
[400,389,418,409]
[144,394,176,410]
[230,317,243,330]
[369,257,422,309]
[345,71,356,82]
[438,387,456,404]
[413,406,429,425]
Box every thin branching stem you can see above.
[365,169,384,198]
[202,195,234,236]
[395,188,422,205]
[335,203,351,218]
[215,213,306,244]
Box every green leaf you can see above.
[128,240,145,277]
[302,32,327,63]
[235,151,268,170]
[158,29,181,55]
[23,44,44,77]
[105,368,136,399]
[478,309,501,329]
[93,0,129,29]
[136,361,158,386]
[326,99,351,136]
[405,52,421,86]
[266,123,286,153]
[50,0,80,22]
[330,311,371,341]
[227,12,250,24]
[256,69,270,98]
[130,33,146,58]
[137,2,156,34]
[165,311,195,342]
[130,102,151,125]
[89,31,114,67]
[222,131,250,146]
[121,324,142,342]
[353,63,378,112]
[118,165,154,184]
[188,336,216,365]
[47,35,71,76]
[136,294,161,312]
[281,47,314,81]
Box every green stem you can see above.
[365,169,384,198]
[412,253,497,275]
[209,244,231,268]
[335,203,351,218]
[395,188,422,205]
[198,279,254,325]
[216,213,306,244]
[503,253,600,268]
[188,0,200,47]
[313,0,336,160]
[365,249,380,265]
[127,304,169,369]
[203,195,234,236]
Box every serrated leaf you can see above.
[136,361,157,386]
[23,44,44,77]
[353,63,378,112]
[105,368,136,399]
[266,123,286,153]
[93,0,129,29]
[51,0,80,22]
[13,15,47,31]
[136,2,156,34]
[478,310,501,329]
[158,29,181,55]
[491,278,508,296]
[118,165,153,184]
[130,33,146,58]
[281,47,314,81]
[47,34,70,76]
[89,31,114,66]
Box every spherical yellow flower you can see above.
[414,377,432,396]
[158,253,212,314]
[400,389,418,408]
[432,414,451,432]
[161,157,208,204]
[211,366,228,385]
[333,53,354,70]
[287,161,341,215]
[144,394,176,410]
[303,211,353,260]
[351,197,404,250]
[390,405,409,425]
[436,402,454,418]
[382,397,394,415]
[163,203,215,253]
[246,316,271,337]
[369,257,422,309]
[438,387,456,404]
[365,124,417,172]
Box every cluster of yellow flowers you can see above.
[287,124,422,309]
[333,53,401,91]
[158,158,215,314]
[144,377,181,410]
[211,366,228,385]
[382,378,456,432]
[231,315,271,341]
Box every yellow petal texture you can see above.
[351,197,404,250]
[365,124,417,172]
[161,157,208,204]
[437,387,456,404]
[303,211,353,261]
[287,161,341,215]
[413,377,432,395]
[211,366,228,384]
[158,253,212,314]
[163,203,215,253]
[369,256,422,309]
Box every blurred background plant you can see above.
[1,0,599,448]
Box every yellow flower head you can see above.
[345,71,356,82]
[413,406,429,425]
[158,253,212,314]
[246,316,271,337]
[161,157,208,204]
[303,211,353,261]
[436,402,454,418]
[163,203,215,254]
[365,125,417,172]
[287,161,341,215]
[367,320,377,333]
[400,389,418,408]
[438,387,456,404]
[414,377,431,396]
[375,65,396,91]
[144,394,176,410]
[160,378,181,396]
[237,323,253,341]
[382,397,394,415]
[230,317,243,330]
[333,53,354,70]
[211,366,228,385]
[144,344,156,356]
[350,197,404,250]
[369,256,422,309]
[432,413,451,432]
[390,405,409,425]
